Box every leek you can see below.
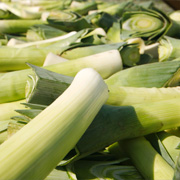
[45,10,91,32]
[69,1,97,15]
[61,41,140,67]
[64,98,180,164]
[25,65,180,107]
[166,10,180,39]
[5,0,72,10]
[120,7,171,44]
[0,29,86,71]
[0,68,109,179]
[0,19,46,34]
[26,24,66,41]
[169,10,180,22]
[144,42,159,59]
[147,132,180,168]
[105,60,180,88]
[88,11,116,31]
[106,21,122,43]
[43,52,69,66]
[14,98,180,165]
[73,158,143,180]
[0,4,15,19]
[122,137,174,180]
[0,49,122,103]
[158,36,180,62]
[26,64,73,105]
[107,86,180,106]
[80,27,107,45]
[45,167,75,180]
[0,120,16,144]
[0,2,42,19]
[13,31,77,48]
[99,1,133,17]
[0,100,25,121]
[61,42,125,60]
[120,44,140,67]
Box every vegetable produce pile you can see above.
[1,0,180,179]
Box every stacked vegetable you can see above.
[1,0,180,179]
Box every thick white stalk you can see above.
[0,68,108,180]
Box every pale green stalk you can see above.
[0,100,25,121]
[7,38,26,46]
[25,64,180,107]
[107,86,180,106]
[26,24,66,41]
[0,121,10,143]
[154,131,180,168]
[45,167,76,180]
[61,38,139,66]
[13,31,76,48]
[166,10,180,38]
[100,1,133,17]
[107,21,122,43]
[169,11,180,22]
[73,158,143,180]
[0,68,108,180]
[158,36,180,62]
[43,52,68,66]
[0,19,46,34]
[0,29,86,71]
[4,98,180,163]
[127,38,145,54]
[122,137,174,180]
[105,60,180,88]
[70,98,180,163]
[144,42,159,59]
[61,42,125,60]
[0,49,122,103]
[0,2,42,19]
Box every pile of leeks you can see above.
[1,0,180,179]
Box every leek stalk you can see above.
[147,132,180,168]
[69,1,97,15]
[0,19,46,34]
[43,52,68,66]
[99,1,133,17]
[166,10,180,38]
[61,42,125,60]
[105,60,180,88]
[14,98,180,165]
[0,49,122,103]
[24,65,180,107]
[107,86,180,106]
[0,68,109,180]
[0,29,86,71]
[0,100,25,121]
[13,31,77,48]
[68,98,180,163]
[122,137,174,180]
[26,24,66,41]
[120,7,171,44]
[73,158,143,180]
[61,41,141,67]
[46,10,91,32]
[158,36,180,62]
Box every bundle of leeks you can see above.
[1,0,180,179]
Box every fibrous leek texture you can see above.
[0,49,122,103]
[0,68,108,180]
